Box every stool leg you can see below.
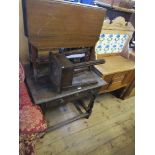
[86,93,96,119]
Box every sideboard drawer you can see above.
[108,81,123,90]
[112,72,126,82]
[100,71,130,93]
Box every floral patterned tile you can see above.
[95,33,129,54]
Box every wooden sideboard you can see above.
[94,17,135,97]
[94,55,134,94]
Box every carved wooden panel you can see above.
[95,16,134,56]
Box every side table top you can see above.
[25,65,106,105]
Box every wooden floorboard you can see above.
[35,93,135,155]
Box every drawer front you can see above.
[113,75,124,82]
[46,89,99,108]
[112,72,126,82]
[101,71,130,93]
[108,81,123,90]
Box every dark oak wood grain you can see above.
[25,64,107,131]
[22,0,108,131]
[25,64,106,105]
[49,52,105,92]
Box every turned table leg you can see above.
[29,44,38,80]
[86,92,97,119]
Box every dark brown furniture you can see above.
[22,0,106,79]
[26,65,106,132]
[49,52,105,92]
[22,0,107,131]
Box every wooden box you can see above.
[49,53,73,92]
[49,52,105,92]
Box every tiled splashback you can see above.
[95,33,128,54]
